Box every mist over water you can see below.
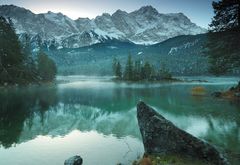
[0,76,239,165]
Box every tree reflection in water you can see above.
[0,86,58,148]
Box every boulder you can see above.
[64,155,83,165]
[137,101,229,165]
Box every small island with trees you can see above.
[112,55,176,82]
[0,16,57,86]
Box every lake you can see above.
[0,76,239,165]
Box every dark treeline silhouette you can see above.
[206,0,240,75]
[0,16,57,85]
[112,54,172,81]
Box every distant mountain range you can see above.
[1,4,221,76]
[0,5,206,49]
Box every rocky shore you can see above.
[212,81,240,100]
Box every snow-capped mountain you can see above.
[0,5,206,49]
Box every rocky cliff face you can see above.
[0,5,206,49]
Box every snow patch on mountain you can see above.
[168,39,199,55]
[0,5,207,49]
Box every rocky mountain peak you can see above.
[113,9,128,16]
[136,5,159,15]
[0,4,33,16]
[0,4,207,49]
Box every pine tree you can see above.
[0,16,25,83]
[133,60,141,81]
[0,17,24,68]
[140,66,145,80]
[210,0,240,32]
[143,62,152,80]
[112,58,122,79]
[151,64,156,79]
[115,62,122,79]
[0,16,57,85]
[20,34,41,81]
[37,51,57,82]
[112,57,117,75]
[207,0,240,75]
[124,54,133,80]
[158,62,172,79]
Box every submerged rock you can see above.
[137,101,229,165]
[211,91,222,97]
[64,155,83,165]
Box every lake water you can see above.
[0,76,239,165]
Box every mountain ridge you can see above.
[47,33,208,75]
[0,4,207,49]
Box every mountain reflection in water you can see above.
[0,77,239,164]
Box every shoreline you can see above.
[0,81,56,88]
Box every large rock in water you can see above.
[64,155,83,165]
[137,101,229,165]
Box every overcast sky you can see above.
[0,0,215,28]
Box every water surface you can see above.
[0,76,239,165]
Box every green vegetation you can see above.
[112,57,122,79]
[206,29,240,75]
[113,54,172,81]
[123,55,134,80]
[209,0,240,32]
[37,51,57,82]
[206,0,240,75]
[133,154,206,165]
[0,16,57,85]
